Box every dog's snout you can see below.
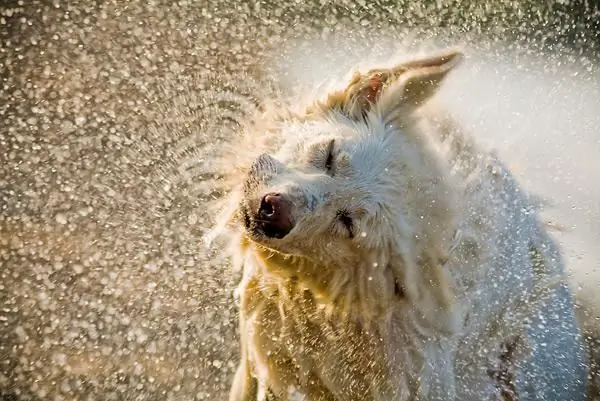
[244,153,279,193]
[249,153,277,179]
[255,193,294,239]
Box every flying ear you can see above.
[308,49,464,120]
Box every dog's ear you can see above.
[377,50,463,117]
[309,50,463,120]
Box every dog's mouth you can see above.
[240,194,295,240]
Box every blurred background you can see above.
[1,1,599,400]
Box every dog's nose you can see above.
[256,193,294,239]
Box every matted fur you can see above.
[208,49,588,401]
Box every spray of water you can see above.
[1,1,598,400]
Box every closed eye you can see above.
[336,209,354,238]
[324,139,335,174]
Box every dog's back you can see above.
[429,110,588,400]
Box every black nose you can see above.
[256,193,294,239]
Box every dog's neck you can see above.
[248,243,410,328]
[251,245,342,301]
[245,227,465,332]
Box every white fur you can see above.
[209,49,588,401]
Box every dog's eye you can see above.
[324,139,335,174]
[336,209,354,238]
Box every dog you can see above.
[209,49,589,401]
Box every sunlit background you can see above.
[1,1,599,400]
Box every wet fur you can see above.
[209,49,588,401]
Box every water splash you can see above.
[1,0,599,400]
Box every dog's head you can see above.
[212,49,465,324]
[238,50,463,262]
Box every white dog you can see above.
[209,49,589,401]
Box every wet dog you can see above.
[210,49,588,401]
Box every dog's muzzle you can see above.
[242,153,295,239]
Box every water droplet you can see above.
[55,213,68,225]
[74,115,87,126]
